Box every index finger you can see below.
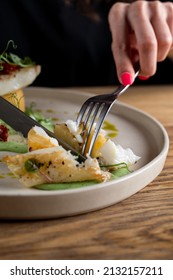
[108,3,136,84]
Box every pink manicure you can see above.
[138,76,149,80]
[121,72,133,86]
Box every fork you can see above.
[76,70,139,156]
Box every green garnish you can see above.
[24,158,40,173]
[0,40,35,71]
[25,102,54,132]
[100,162,129,170]
[24,158,54,183]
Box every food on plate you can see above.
[3,126,110,187]
[54,121,107,158]
[3,146,110,187]
[0,40,140,189]
[0,103,54,153]
[2,123,140,188]
[0,40,43,152]
[0,40,41,111]
[54,120,140,166]
[0,103,54,152]
[0,121,27,153]
[2,90,25,112]
[27,126,58,151]
[25,103,54,132]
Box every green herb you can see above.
[0,40,35,71]
[24,158,40,172]
[100,162,129,170]
[25,103,54,132]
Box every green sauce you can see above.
[34,167,130,191]
[0,142,27,153]
[46,109,54,113]
[34,180,98,191]
[102,120,118,138]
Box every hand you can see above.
[108,0,173,85]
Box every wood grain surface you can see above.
[0,85,173,260]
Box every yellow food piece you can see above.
[86,132,107,158]
[3,147,110,187]
[54,123,82,152]
[54,123,107,157]
[28,126,58,151]
[3,89,25,112]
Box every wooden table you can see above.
[0,85,173,260]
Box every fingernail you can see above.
[121,72,133,86]
[138,76,150,80]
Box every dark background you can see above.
[0,0,172,87]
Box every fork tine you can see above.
[76,102,89,125]
[82,103,101,155]
[86,103,111,156]
[82,102,95,129]
[76,67,140,157]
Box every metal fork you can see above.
[76,70,139,156]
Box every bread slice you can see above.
[0,65,41,96]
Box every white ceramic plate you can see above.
[0,87,169,219]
